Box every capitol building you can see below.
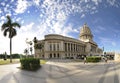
[34,23,103,59]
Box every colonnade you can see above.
[64,42,85,52]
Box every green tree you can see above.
[1,16,21,63]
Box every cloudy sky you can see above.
[0,0,120,54]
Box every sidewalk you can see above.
[0,60,119,83]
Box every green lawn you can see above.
[0,59,47,65]
[40,60,47,64]
[0,59,20,65]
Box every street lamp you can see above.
[24,48,28,57]
[29,41,33,56]
[104,52,106,57]
[33,37,38,58]
[25,38,33,57]
[25,38,30,56]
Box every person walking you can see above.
[84,57,87,64]
[105,57,108,63]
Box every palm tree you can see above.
[1,15,21,63]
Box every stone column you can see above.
[66,43,67,52]
[74,44,75,52]
[51,43,53,51]
[77,45,78,51]
[71,44,72,52]
[74,44,76,52]
[67,43,68,52]
[70,43,71,51]
[72,44,73,52]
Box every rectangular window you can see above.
[57,43,59,51]
[64,43,67,51]
[50,44,52,51]
[53,44,56,51]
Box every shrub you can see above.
[86,56,101,62]
[20,58,40,71]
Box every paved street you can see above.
[0,60,120,83]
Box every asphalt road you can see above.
[0,60,120,83]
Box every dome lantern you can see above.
[80,23,93,41]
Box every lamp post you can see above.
[25,38,30,57]
[33,37,38,58]
[25,38,33,57]
[104,52,106,57]
[29,41,33,56]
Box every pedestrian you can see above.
[105,57,107,63]
[84,57,87,64]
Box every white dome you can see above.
[80,23,93,41]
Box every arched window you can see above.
[42,55,44,58]
[64,43,67,51]
[54,53,56,58]
[49,54,52,58]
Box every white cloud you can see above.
[81,14,85,18]
[21,22,34,32]
[107,0,120,7]
[15,0,29,14]
[52,22,63,34]
[92,6,96,10]
[4,7,7,12]
[73,29,79,33]
[0,0,120,54]
[27,11,30,13]
[90,10,98,14]
[99,37,117,47]
[11,0,14,3]
[0,9,2,13]
[6,12,11,17]
[97,26,106,31]
[1,16,6,20]
[1,2,5,6]
[21,20,25,24]
[112,42,116,46]
[85,0,89,3]
[0,31,9,54]
[92,0,99,5]
[93,26,106,34]
[6,4,10,8]
[61,24,75,36]
[33,0,40,6]
[107,0,115,6]
[16,17,21,22]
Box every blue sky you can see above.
[0,0,120,54]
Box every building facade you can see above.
[34,23,103,59]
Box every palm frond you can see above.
[3,28,9,37]
[12,22,21,28]
[1,23,9,31]
[9,28,17,38]
[7,15,12,24]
